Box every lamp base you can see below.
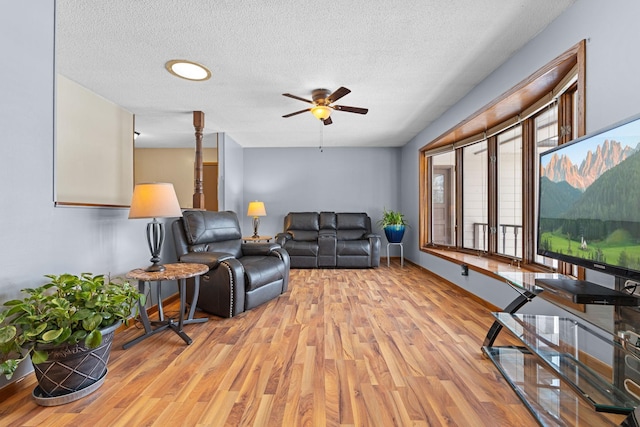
[145,263,166,272]
[145,219,166,273]
[252,216,260,238]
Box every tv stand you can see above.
[483,272,640,426]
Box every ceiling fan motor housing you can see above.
[312,89,331,105]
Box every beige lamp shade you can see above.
[247,201,267,217]
[129,183,182,219]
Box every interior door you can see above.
[203,162,218,211]
[432,166,453,245]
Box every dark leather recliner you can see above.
[172,210,290,318]
[275,212,380,268]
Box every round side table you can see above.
[123,263,209,349]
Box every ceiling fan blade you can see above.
[327,87,351,103]
[333,105,368,114]
[322,116,333,126]
[282,93,314,104]
[282,108,311,118]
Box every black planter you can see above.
[384,225,405,243]
[32,323,118,400]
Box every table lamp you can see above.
[247,201,266,238]
[129,183,182,272]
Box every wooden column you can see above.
[193,111,205,209]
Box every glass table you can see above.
[482,272,561,348]
[482,272,640,426]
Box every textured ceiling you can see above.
[55,0,575,149]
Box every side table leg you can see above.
[156,280,164,321]
[188,275,200,320]
[137,280,152,332]
[184,275,207,327]
[168,277,192,345]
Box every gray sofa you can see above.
[275,212,380,268]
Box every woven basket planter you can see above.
[32,322,117,399]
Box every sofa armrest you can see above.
[275,232,292,246]
[366,233,381,267]
[178,251,234,269]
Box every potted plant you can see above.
[377,208,409,243]
[0,273,142,404]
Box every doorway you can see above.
[203,162,218,211]
[432,166,454,245]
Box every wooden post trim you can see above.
[193,111,205,209]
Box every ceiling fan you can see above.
[282,87,368,125]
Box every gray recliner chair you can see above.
[172,210,290,318]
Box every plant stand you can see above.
[387,242,404,267]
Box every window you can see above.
[462,140,488,251]
[534,104,559,267]
[497,125,522,258]
[419,41,585,272]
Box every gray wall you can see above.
[218,132,244,214]
[241,147,401,244]
[401,0,640,319]
[0,1,181,387]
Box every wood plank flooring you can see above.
[0,262,615,426]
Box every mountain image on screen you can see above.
[567,150,640,222]
[538,134,640,275]
[540,141,640,220]
[541,140,637,190]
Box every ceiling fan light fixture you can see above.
[165,60,211,81]
[311,105,332,120]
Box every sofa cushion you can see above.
[319,212,337,230]
[182,210,242,245]
[336,213,368,230]
[335,213,369,241]
[337,240,371,256]
[286,212,319,231]
[289,230,319,241]
[337,229,367,241]
[284,240,319,257]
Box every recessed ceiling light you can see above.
[165,60,211,81]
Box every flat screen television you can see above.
[537,113,640,282]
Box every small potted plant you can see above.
[0,273,143,404]
[377,208,409,243]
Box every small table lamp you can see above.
[247,201,266,238]
[129,183,182,272]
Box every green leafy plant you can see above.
[377,208,409,228]
[0,273,143,379]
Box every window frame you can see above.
[419,40,586,273]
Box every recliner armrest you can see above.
[241,242,282,256]
[179,251,234,269]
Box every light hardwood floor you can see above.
[0,262,619,426]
